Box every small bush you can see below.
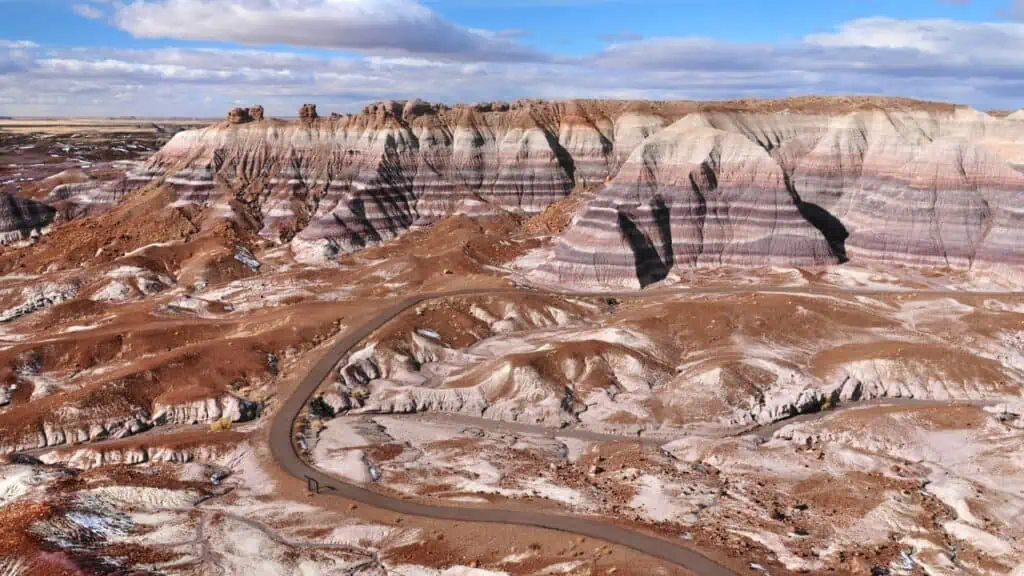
[210,418,233,432]
[309,396,335,419]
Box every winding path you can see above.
[270,287,749,575]
[268,284,1018,575]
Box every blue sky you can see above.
[1,0,1023,116]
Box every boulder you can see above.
[248,105,264,121]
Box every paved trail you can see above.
[267,284,1016,575]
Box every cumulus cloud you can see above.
[4,17,1024,116]
[806,17,1024,59]
[112,0,544,62]
[592,18,1024,84]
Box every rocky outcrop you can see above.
[0,414,151,455]
[38,444,231,470]
[0,283,78,324]
[0,395,257,455]
[45,179,129,220]
[298,103,318,121]
[151,394,259,426]
[0,193,55,244]
[141,98,1024,286]
[227,106,265,124]
[226,107,253,124]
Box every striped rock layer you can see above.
[141,98,1024,286]
[143,99,671,253]
[45,179,129,220]
[0,192,55,244]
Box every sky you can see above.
[1,0,1024,116]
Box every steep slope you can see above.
[534,113,839,288]
[143,100,677,260]
[533,106,1024,288]
[137,97,1024,287]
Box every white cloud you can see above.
[591,17,1024,84]
[112,0,544,62]
[72,3,105,19]
[5,17,1024,116]
[0,40,39,48]
[807,17,1024,61]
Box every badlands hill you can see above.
[4,101,1024,576]
[134,96,1024,288]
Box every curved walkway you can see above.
[269,284,1019,575]
[270,287,745,576]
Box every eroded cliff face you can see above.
[143,99,665,255]
[534,107,1024,287]
[140,97,1024,287]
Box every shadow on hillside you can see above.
[618,195,674,288]
[335,197,382,249]
[798,201,849,263]
[783,173,849,264]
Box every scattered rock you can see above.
[233,245,261,271]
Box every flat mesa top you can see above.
[0,118,212,135]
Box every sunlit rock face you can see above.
[534,106,1024,288]
[143,98,1024,287]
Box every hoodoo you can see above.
[225,107,253,124]
[141,97,1024,287]
[299,103,318,122]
